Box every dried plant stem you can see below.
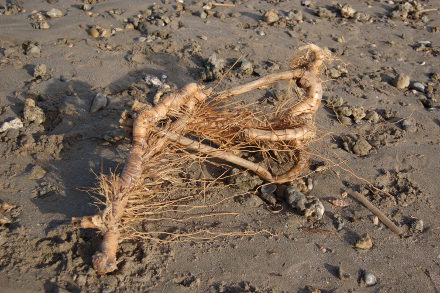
[91,84,208,275]
[163,131,275,182]
[244,125,315,141]
[75,44,334,275]
[215,70,303,100]
[350,191,403,236]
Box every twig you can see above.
[350,191,403,236]
[212,2,236,7]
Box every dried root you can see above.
[75,44,333,275]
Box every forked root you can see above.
[75,44,337,275]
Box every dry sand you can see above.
[1,0,440,292]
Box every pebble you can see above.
[393,73,410,89]
[29,165,46,180]
[411,82,425,93]
[46,8,63,18]
[228,168,263,192]
[29,12,51,29]
[202,53,226,81]
[340,4,356,18]
[288,10,303,22]
[365,111,380,123]
[317,7,336,18]
[327,96,344,108]
[82,4,92,11]
[263,10,279,24]
[23,41,41,56]
[301,0,312,7]
[240,59,253,75]
[33,64,47,78]
[411,218,424,233]
[339,116,352,125]
[372,215,379,225]
[100,28,111,38]
[351,106,366,123]
[401,118,417,133]
[90,93,108,113]
[353,138,372,156]
[0,118,23,133]
[333,213,345,231]
[284,186,325,220]
[89,27,99,38]
[329,68,342,79]
[24,98,45,125]
[355,233,373,250]
[363,271,377,286]
[337,106,352,117]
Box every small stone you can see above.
[100,28,111,38]
[228,168,263,192]
[340,4,356,18]
[329,68,342,79]
[372,216,379,225]
[353,138,372,156]
[365,111,380,123]
[301,0,312,7]
[351,106,366,123]
[33,64,47,78]
[288,10,303,22]
[317,7,336,18]
[363,271,377,286]
[24,99,45,125]
[411,219,424,233]
[401,118,417,133]
[327,96,343,108]
[82,4,92,11]
[393,73,410,89]
[333,213,345,231]
[0,118,23,133]
[263,10,279,24]
[354,12,371,22]
[23,41,41,56]
[355,233,373,250]
[29,165,46,180]
[240,60,253,75]
[125,23,135,30]
[89,27,99,38]
[337,106,352,117]
[202,53,226,81]
[260,187,277,205]
[28,46,41,56]
[29,12,51,29]
[198,11,207,19]
[339,116,352,125]
[411,82,425,93]
[90,93,108,113]
[46,8,63,18]
[285,186,324,220]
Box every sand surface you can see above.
[1,0,440,292]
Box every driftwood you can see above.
[72,44,400,275]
